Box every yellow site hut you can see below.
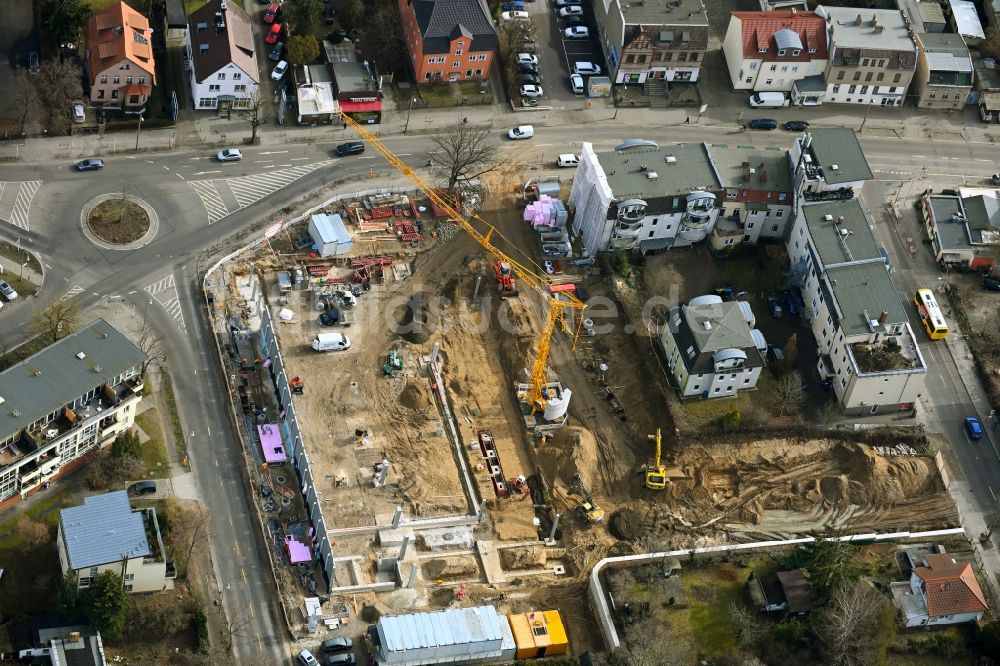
[507,610,569,659]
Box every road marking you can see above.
[241,568,247,584]
[162,165,170,170]
[290,157,310,161]
[176,173,186,180]
[259,150,289,155]
[253,160,274,163]
[249,602,255,618]
[0,180,43,230]
[256,634,263,652]
[65,284,84,298]
[145,273,187,332]
[192,170,222,176]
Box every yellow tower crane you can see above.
[644,428,667,489]
[337,113,585,412]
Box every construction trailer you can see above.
[308,213,353,257]
[368,606,516,665]
[508,610,569,659]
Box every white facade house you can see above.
[790,128,873,204]
[58,491,174,593]
[660,296,765,398]
[893,552,988,627]
[186,0,260,112]
[786,198,927,413]
[722,11,829,95]
[568,140,722,257]
[0,319,146,511]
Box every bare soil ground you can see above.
[946,276,1000,407]
[87,199,149,244]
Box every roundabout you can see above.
[80,192,159,250]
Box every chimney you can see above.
[855,13,863,26]
[874,24,884,34]
[68,631,81,643]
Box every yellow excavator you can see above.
[644,429,667,490]
[571,473,605,524]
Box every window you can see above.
[125,584,133,592]
[129,95,139,104]
[218,73,226,80]
[759,47,767,53]
[776,209,783,217]
[693,385,700,391]
[749,61,757,70]
[475,68,483,75]
[125,573,134,581]
[748,222,754,229]
[113,75,120,84]
[677,53,687,62]
[90,567,99,576]
[714,387,721,393]
[836,70,845,80]
[79,577,92,588]
[792,49,800,56]
[648,230,654,238]
[689,53,698,62]
[860,85,868,94]
[743,377,751,384]
[865,72,872,82]
[234,73,241,80]
[625,54,635,64]
[771,224,779,232]
[198,98,215,107]
[100,75,108,84]
[942,91,949,100]
[466,69,472,77]
[770,64,777,71]
[765,78,773,85]
[778,49,786,57]
[664,52,673,62]
[876,72,884,82]
[234,84,246,92]
[893,73,901,83]
[852,71,861,81]
[98,89,105,99]
[637,54,647,64]
[862,58,869,67]
[841,378,847,388]
[832,84,840,93]
[209,84,221,91]
[111,90,118,99]
[929,90,936,98]
[455,49,463,56]
[848,85,856,93]
[452,61,460,68]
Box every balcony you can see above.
[610,234,639,250]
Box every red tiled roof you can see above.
[732,11,828,62]
[86,1,156,83]
[914,556,989,617]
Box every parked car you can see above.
[335,141,365,156]
[268,42,285,61]
[501,10,529,20]
[75,158,104,172]
[554,0,582,5]
[984,276,1000,291]
[992,173,1000,186]
[520,84,543,98]
[562,14,584,25]
[217,148,243,162]
[28,52,39,73]
[516,53,538,65]
[767,295,784,319]
[73,102,86,123]
[0,281,18,300]
[556,154,580,168]
[128,480,157,496]
[964,416,984,441]
[324,654,356,666]
[508,125,534,140]
[573,61,601,75]
[318,309,348,327]
[518,62,539,75]
[271,60,289,81]
[265,22,283,44]
[298,650,320,666]
[569,73,584,94]
[783,120,809,131]
[320,637,354,653]
[502,1,526,10]
[781,290,800,316]
[263,3,280,22]
[324,3,336,24]
[564,26,589,39]
[558,6,583,16]
[749,118,778,130]
[517,73,541,85]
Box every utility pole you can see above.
[134,115,144,151]
[403,97,416,134]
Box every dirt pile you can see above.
[398,380,432,410]
[501,546,548,570]
[535,426,599,489]
[422,557,479,580]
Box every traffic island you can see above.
[80,193,159,250]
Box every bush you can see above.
[193,609,209,653]
[111,430,142,459]
[717,409,742,431]
[906,632,966,658]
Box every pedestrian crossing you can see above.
[65,285,84,298]
[0,180,42,230]
[188,161,332,224]
[145,274,186,333]
[145,274,175,297]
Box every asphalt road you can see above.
[4,122,1000,661]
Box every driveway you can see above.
[532,0,602,103]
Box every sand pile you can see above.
[501,546,548,570]
[398,380,432,410]
[422,557,479,580]
[535,426,599,488]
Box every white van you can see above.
[311,332,351,352]
[573,62,601,76]
[748,92,789,108]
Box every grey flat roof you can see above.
[803,199,880,265]
[599,142,720,199]
[927,195,972,250]
[709,145,792,193]
[806,128,872,185]
[823,7,916,51]
[827,262,909,335]
[920,33,972,72]
[949,0,984,40]
[60,491,150,570]
[621,0,708,26]
[330,60,374,93]
[684,301,755,352]
[0,319,146,441]
[796,73,827,91]
[974,60,1000,90]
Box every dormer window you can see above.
[759,47,767,53]
[792,49,800,56]
[808,47,816,53]
[777,49,786,56]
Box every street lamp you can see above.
[613,84,626,120]
[403,97,416,134]
[134,115,145,152]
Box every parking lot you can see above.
[519,0,603,104]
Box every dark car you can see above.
[781,290,800,316]
[964,416,984,441]
[75,158,104,171]
[562,14,585,25]
[517,63,539,75]
[325,3,336,24]
[749,118,778,130]
[984,276,1000,292]
[268,42,285,62]
[324,654,356,666]
[335,141,365,156]
[128,480,157,496]
[320,637,353,653]
[318,308,349,326]
[518,73,542,85]
[767,295,784,319]
[782,120,809,131]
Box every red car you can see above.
[263,3,280,23]
[265,22,282,44]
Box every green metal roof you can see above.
[802,199,880,265]
[826,262,909,336]
[0,319,146,441]
[599,142,721,200]
[806,128,873,185]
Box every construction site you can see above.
[203,121,961,655]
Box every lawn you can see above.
[418,81,493,108]
[0,239,42,276]
[135,408,171,479]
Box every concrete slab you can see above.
[476,539,506,586]
[421,525,475,551]
[170,472,199,500]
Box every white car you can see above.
[501,10,529,20]
[556,154,580,168]
[564,26,589,39]
[72,102,85,123]
[516,53,538,65]
[508,125,534,140]
[271,60,289,81]
[520,84,543,98]
[569,73,585,94]
[558,6,583,17]
[217,148,243,162]
[544,260,555,274]
[0,280,18,300]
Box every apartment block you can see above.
[913,33,973,110]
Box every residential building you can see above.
[897,0,947,33]
[186,0,260,112]
[568,140,721,257]
[708,145,795,252]
[11,623,108,666]
[85,1,156,112]
[790,128,873,205]
[58,490,174,593]
[949,0,984,45]
[296,65,338,125]
[913,33,973,109]
[748,570,814,617]
[974,59,1000,122]
[722,11,829,105]
[660,296,765,398]
[593,0,709,90]
[920,191,1000,272]
[0,319,146,511]
[819,6,917,107]
[398,0,496,82]
[892,549,988,627]
[786,199,927,414]
[324,40,383,123]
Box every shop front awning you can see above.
[339,99,382,113]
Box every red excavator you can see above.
[493,261,518,297]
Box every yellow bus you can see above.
[914,288,949,340]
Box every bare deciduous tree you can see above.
[219,608,254,650]
[165,498,210,578]
[818,582,896,666]
[35,59,83,136]
[601,618,692,666]
[240,91,267,144]
[132,318,167,375]
[773,370,805,417]
[18,514,49,548]
[12,70,39,136]
[30,295,82,342]
[429,123,506,192]
[727,600,767,645]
